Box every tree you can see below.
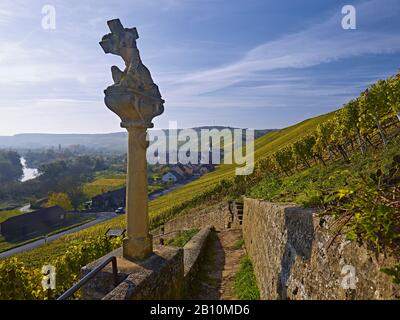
[340,100,365,154]
[359,82,391,146]
[0,150,23,183]
[45,192,73,211]
[315,121,335,160]
[292,136,315,168]
[387,73,400,122]
[274,148,294,176]
[331,114,350,162]
[256,156,277,175]
[68,187,88,212]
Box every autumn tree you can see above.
[387,73,400,122]
[292,136,315,168]
[45,192,73,211]
[274,148,294,176]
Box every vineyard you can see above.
[249,73,400,254]
[0,72,399,299]
[267,73,400,175]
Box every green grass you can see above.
[166,229,199,247]
[233,238,245,250]
[234,255,260,300]
[94,172,126,180]
[0,209,24,224]
[0,235,44,253]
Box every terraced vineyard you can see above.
[3,71,399,299]
[13,111,334,267]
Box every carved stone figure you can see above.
[100,19,164,128]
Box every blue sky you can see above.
[0,0,399,135]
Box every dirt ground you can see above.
[188,229,245,300]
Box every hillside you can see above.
[3,71,399,299]
[11,111,334,267]
[0,128,274,152]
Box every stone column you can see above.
[123,125,152,260]
[100,19,164,261]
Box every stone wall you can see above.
[81,226,213,300]
[103,246,184,300]
[151,203,233,241]
[183,226,212,294]
[81,245,184,300]
[242,197,399,300]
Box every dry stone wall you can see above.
[151,203,233,240]
[243,197,399,300]
[183,226,212,294]
[81,227,213,300]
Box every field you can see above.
[0,209,24,224]
[83,172,163,198]
[83,172,126,198]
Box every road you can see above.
[19,204,33,213]
[148,176,197,200]
[0,176,199,259]
[0,212,118,259]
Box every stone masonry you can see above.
[243,197,399,300]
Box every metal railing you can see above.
[152,230,181,239]
[57,256,118,300]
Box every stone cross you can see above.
[100,19,164,260]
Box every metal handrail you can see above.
[152,230,181,239]
[57,256,118,300]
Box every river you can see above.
[20,157,39,182]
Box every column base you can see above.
[123,235,153,260]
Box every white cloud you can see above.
[0,0,399,134]
[164,0,400,99]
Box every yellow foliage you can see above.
[45,193,73,211]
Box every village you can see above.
[89,160,215,212]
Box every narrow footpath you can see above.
[188,229,245,300]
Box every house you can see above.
[191,164,201,175]
[181,164,194,175]
[161,171,184,183]
[170,164,186,177]
[0,206,66,241]
[199,164,215,175]
[91,187,126,211]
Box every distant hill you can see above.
[0,128,275,152]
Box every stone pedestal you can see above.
[122,235,153,260]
